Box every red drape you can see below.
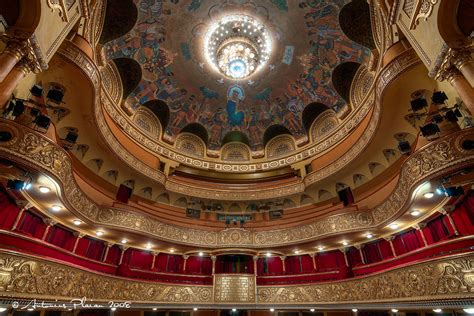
[451,194,474,235]
[0,190,20,229]
[46,225,76,251]
[104,245,121,265]
[16,211,46,239]
[186,256,212,275]
[84,237,105,261]
[363,242,382,264]
[427,215,452,243]
[377,239,394,259]
[347,247,363,267]
[127,249,153,270]
[317,251,344,271]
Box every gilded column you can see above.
[355,245,366,264]
[280,256,286,272]
[0,41,27,82]
[118,246,128,265]
[451,48,474,88]
[414,224,428,246]
[439,209,459,236]
[11,203,31,230]
[183,255,189,272]
[384,236,397,257]
[72,232,85,254]
[339,249,349,268]
[102,242,113,262]
[438,67,474,114]
[151,252,158,270]
[41,219,56,240]
[310,253,317,270]
[211,255,217,275]
[253,256,258,276]
[0,58,37,108]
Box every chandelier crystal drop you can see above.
[204,14,272,79]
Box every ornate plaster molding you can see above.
[0,120,472,248]
[0,250,472,305]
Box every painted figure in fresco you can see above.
[247,108,261,147]
[210,108,226,146]
[226,86,245,128]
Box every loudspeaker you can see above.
[12,101,25,117]
[65,132,78,143]
[445,186,464,197]
[7,179,25,190]
[420,122,440,137]
[116,184,132,203]
[34,115,51,129]
[410,98,427,111]
[338,187,354,206]
[398,140,411,154]
[30,85,43,97]
[46,88,64,104]
[432,91,448,104]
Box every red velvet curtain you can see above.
[347,247,363,267]
[84,237,105,261]
[46,225,75,251]
[128,249,153,270]
[317,251,343,271]
[105,245,121,265]
[285,256,303,274]
[377,239,394,259]
[156,254,183,273]
[0,190,20,229]
[427,215,452,242]
[363,242,382,264]
[16,211,46,239]
[451,194,474,235]
[186,256,212,275]
[402,229,421,252]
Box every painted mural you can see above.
[105,0,370,151]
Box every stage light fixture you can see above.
[432,91,448,104]
[410,97,427,112]
[398,140,411,155]
[420,122,440,138]
[30,85,43,97]
[6,179,25,190]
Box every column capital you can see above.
[211,255,217,261]
[449,47,474,70]
[105,242,114,248]
[73,232,85,238]
[253,255,259,261]
[120,245,129,251]
[279,256,286,261]
[436,66,463,83]
[43,218,56,226]
[182,255,189,260]
[151,251,159,256]
[413,223,426,230]
[383,236,395,241]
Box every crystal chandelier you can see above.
[204,15,272,79]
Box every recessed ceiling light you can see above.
[352,309,358,312]
[423,192,434,199]
[410,210,421,216]
[391,309,398,313]
[152,308,157,311]
[73,219,82,226]
[389,223,399,230]
[111,307,117,311]
[193,308,198,311]
[310,309,315,312]
[96,231,104,236]
[342,241,349,246]
[0,307,6,312]
[51,205,62,212]
[294,250,300,254]
[121,239,127,244]
[433,309,442,313]
[366,233,373,239]
[232,308,237,312]
[198,252,204,256]
[463,309,474,314]
[27,308,35,311]
[39,186,50,193]
[318,246,324,251]
[270,308,275,312]
[146,243,152,249]
[170,249,175,253]
[266,252,271,257]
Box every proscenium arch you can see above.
[142,100,170,131]
[339,0,376,49]
[99,0,138,45]
[263,125,292,147]
[302,102,332,132]
[332,62,361,103]
[180,123,209,146]
[112,58,142,99]
[221,131,251,147]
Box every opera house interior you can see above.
[0,0,474,315]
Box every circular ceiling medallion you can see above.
[204,14,272,79]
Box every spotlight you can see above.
[410,97,427,111]
[51,205,62,212]
[435,187,445,195]
[445,186,464,197]
[39,186,51,193]
[423,192,434,199]
[410,210,421,216]
[397,140,411,155]
[6,179,25,190]
[420,122,440,138]
[30,85,43,97]
[432,91,448,104]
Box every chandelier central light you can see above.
[204,14,272,79]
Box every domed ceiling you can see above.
[105,0,371,152]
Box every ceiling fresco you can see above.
[105,0,370,151]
